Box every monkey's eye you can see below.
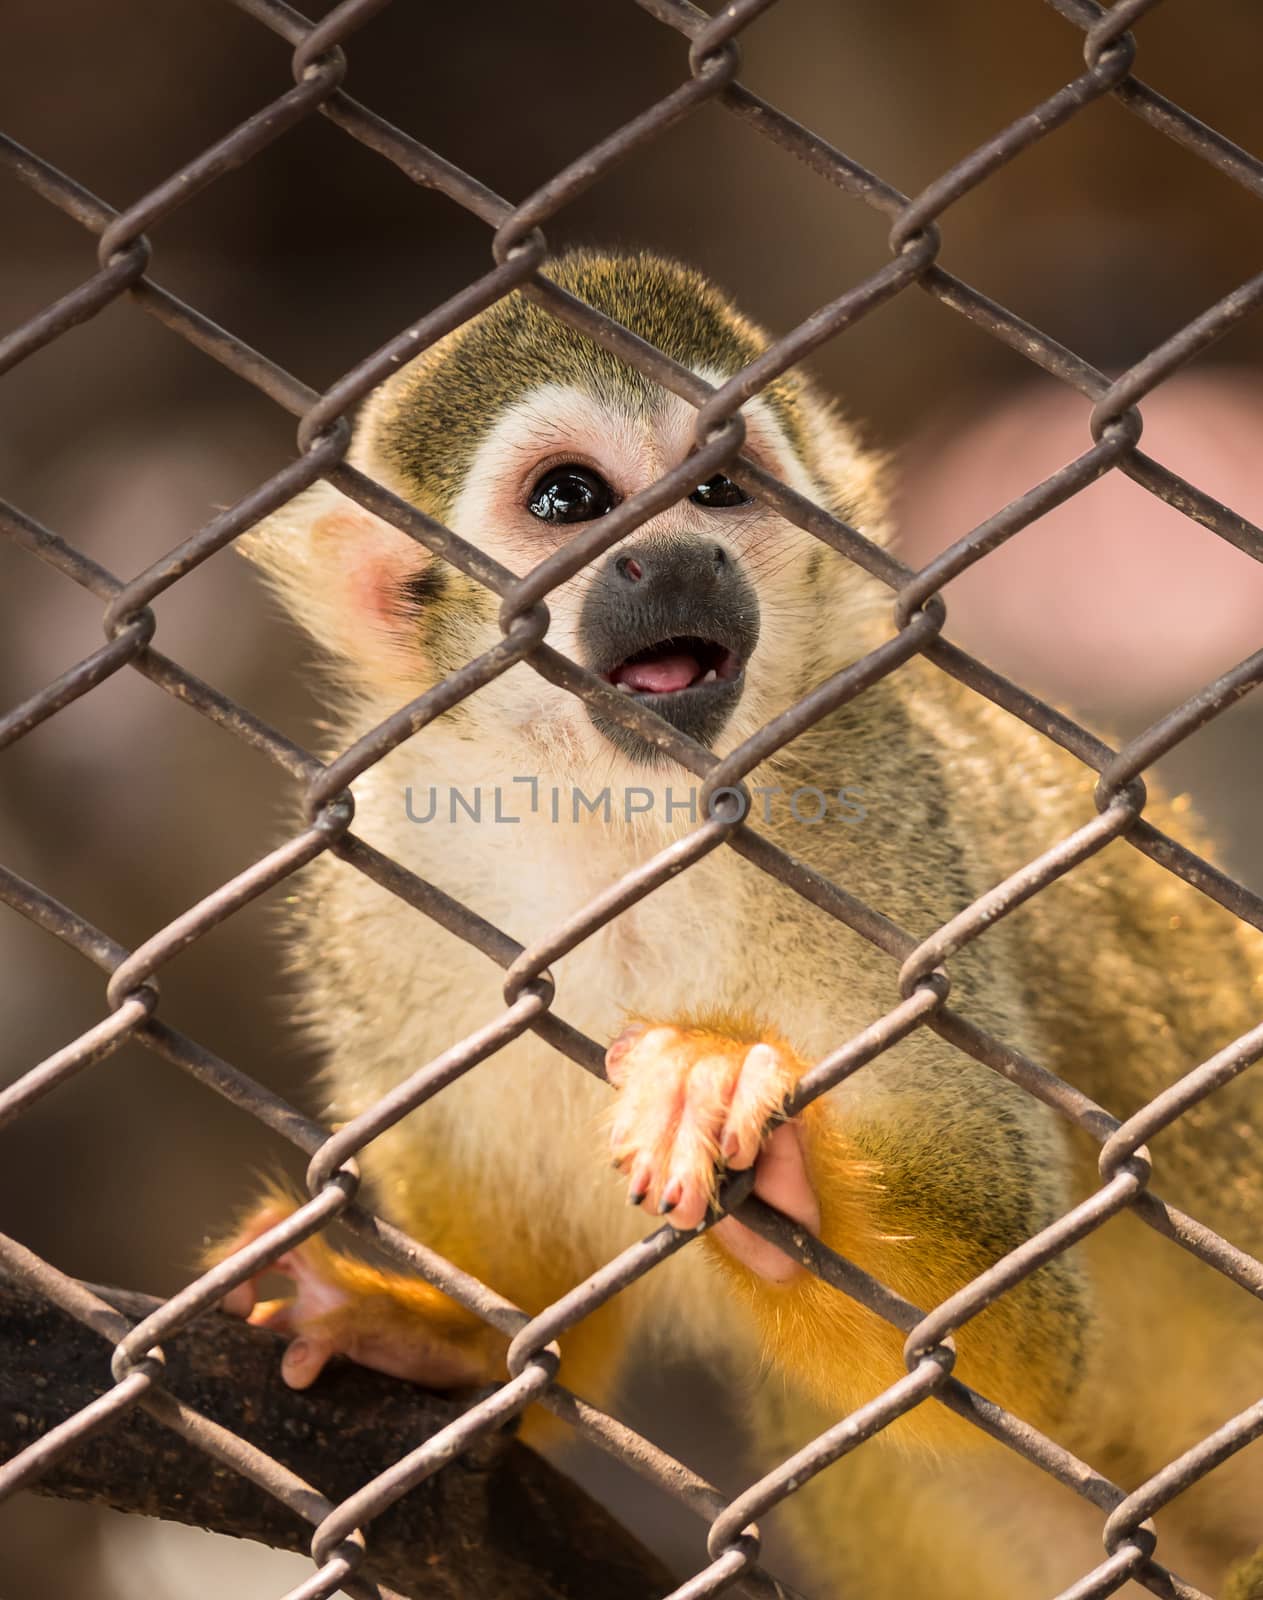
[528,465,616,523]
[690,473,751,508]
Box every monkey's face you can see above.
[420,378,862,774]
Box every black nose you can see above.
[578,536,760,763]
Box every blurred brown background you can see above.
[2,0,1262,1594]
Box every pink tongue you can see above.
[613,651,700,693]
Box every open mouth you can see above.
[605,636,742,696]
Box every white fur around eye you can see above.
[445,383,654,568]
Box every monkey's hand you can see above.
[606,1022,820,1283]
[206,1195,506,1391]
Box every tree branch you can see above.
[0,1273,676,1599]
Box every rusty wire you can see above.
[3,0,1263,1595]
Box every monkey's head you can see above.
[247,251,890,781]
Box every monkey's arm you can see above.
[608,1020,1089,1444]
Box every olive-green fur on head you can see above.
[1224,1549,1263,1600]
[374,250,811,523]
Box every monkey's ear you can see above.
[240,480,428,683]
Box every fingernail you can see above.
[658,1178,682,1214]
[628,1188,646,1207]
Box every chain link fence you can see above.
[3,0,1263,1595]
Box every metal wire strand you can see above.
[3,1,1263,1597]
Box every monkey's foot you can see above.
[207,1200,505,1390]
[606,1023,820,1282]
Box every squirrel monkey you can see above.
[211,252,1263,1596]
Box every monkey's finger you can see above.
[220,1278,259,1317]
[604,1023,650,1085]
[608,1030,688,1177]
[612,1090,684,1208]
[719,1043,796,1171]
[247,1295,301,1336]
[609,1069,683,1170]
[752,1122,820,1234]
[204,1195,304,1308]
[660,1050,739,1229]
[280,1333,336,1390]
[712,1124,819,1282]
